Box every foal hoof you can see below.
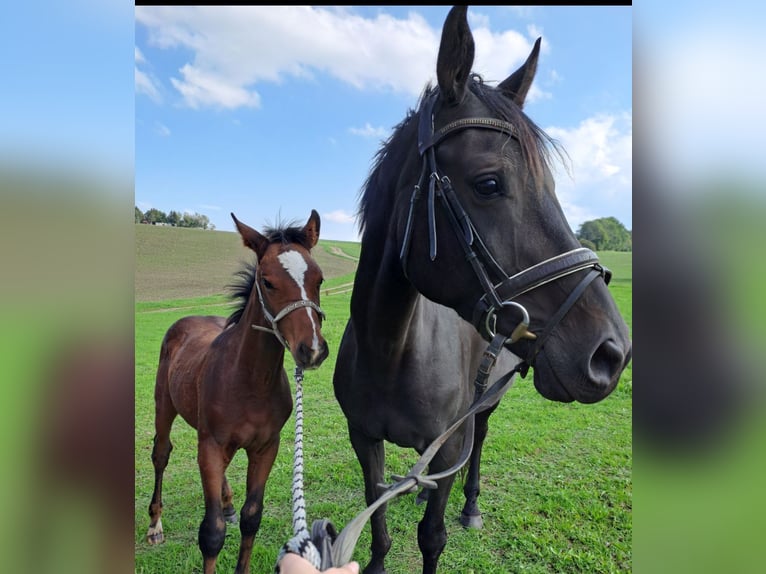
[459,512,483,530]
[223,507,238,524]
[146,520,165,545]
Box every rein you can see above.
[277,339,522,571]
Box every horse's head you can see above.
[390,6,631,403]
[231,210,329,370]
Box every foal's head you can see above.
[231,210,329,370]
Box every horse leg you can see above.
[146,381,177,545]
[234,441,280,574]
[459,405,496,529]
[197,437,228,574]
[417,444,460,574]
[222,475,238,524]
[349,426,390,574]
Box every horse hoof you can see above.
[223,508,238,524]
[146,521,165,545]
[459,512,483,530]
[415,488,428,506]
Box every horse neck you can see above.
[227,293,287,381]
[351,226,420,356]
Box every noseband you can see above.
[399,89,611,373]
[251,268,325,350]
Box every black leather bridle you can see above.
[399,89,612,376]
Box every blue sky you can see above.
[135,6,632,241]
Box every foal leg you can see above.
[146,386,177,545]
[234,441,280,574]
[197,438,228,574]
[349,427,390,574]
[222,475,238,524]
[459,404,497,529]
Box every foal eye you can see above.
[262,278,275,290]
[474,177,500,197]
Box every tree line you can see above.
[133,207,629,249]
[135,207,213,230]
[576,216,631,251]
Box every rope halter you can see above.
[251,271,325,349]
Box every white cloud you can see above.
[545,111,632,229]
[502,6,539,19]
[170,64,260,109]
[154,121,171,137]
[135,45,162,102]
[323,210,356,224]
[349,123,389,139]
[136,68,161,102]
[135,6,546,109]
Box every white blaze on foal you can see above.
[278,250,321,354]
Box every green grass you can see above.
[135,241,632,573]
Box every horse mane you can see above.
[225,219,309,327]
[357,74,566,237]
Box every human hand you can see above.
[277,552,360,574]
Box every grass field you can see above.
[134,225,632,573]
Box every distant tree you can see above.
[178,212,210,230]
[576,217,631,251]
[137,207,212,229]
[143,208,167,225]
[167,210,181,227]
[578,237,597,251]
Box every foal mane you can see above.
[225,220,311,327]
[357,74,566,237]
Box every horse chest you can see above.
[200,381,292,447]
[350,375,466,449]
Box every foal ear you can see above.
[302,209,321,249]
[436,5,475,105]
[231,213,268,259]
[498,37,541,109]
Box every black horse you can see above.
[332,6,632,574]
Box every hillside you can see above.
[135,224,359,302]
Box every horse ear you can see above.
[498,37,541,109]
[303,209,320,249]
[436,6,475,105]
[231,213,268,259]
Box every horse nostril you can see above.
[588,339,626,386]
[296,342,312,365]
[295,341,328,368]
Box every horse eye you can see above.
[262,278,275,290]
[474,178,500,197]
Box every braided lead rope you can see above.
[274,367,323,572]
